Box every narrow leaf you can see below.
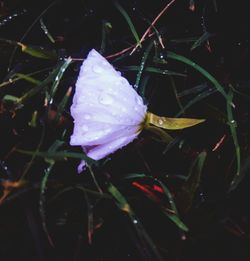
[113,0,141,46]
[146,112,205,130]
[167,51,228,99]
[191,32,215,51]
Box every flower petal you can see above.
[70,49,147,167]
[77,134,138,173]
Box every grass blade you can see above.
[113,0,141,47]
[122,65,186,77]
[178,151,207,212]
[227,90,241,191]
[108,183,164,261]
[167,51,228,99]
[191,32,215,51]
[134,41,154,91]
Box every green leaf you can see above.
[145,125,174,143]
[2,94,20,103]
[108,183,132,213]
[227,90,241,191]
[122,65,187,77]
[18,42,57,60]
[134,40,154,91]
[18,60,70,104]
[167,51,228,99]
[113,0,141,47]
[178,151,207,212]
[48,57,72,104]
[100,20,112,54]
[54,87,72,123]
[191,32,215,51]
[108,183,164,261]
[175,88,216,117]
[16,149,97,166]
[15,73,42,85]
[146,112,205,130]
[40,18,55,43]
[123,173,147,179]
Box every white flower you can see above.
[70,49,147,171]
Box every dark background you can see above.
[1,0,250,260]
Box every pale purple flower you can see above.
[70,49,147,172]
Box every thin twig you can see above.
[130,0,177,55]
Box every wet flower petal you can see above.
[70,49,147,171]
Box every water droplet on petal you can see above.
[99,93,113,105]
[81,125,88,133]
[84,114,91,120]
[134,106,139,111]
[92,65,103,73]
[102,61,109,66]
[104,128,111,134]
[118,77,128,86]
[136,96,143,105]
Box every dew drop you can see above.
[99,93,113,105]
[84,114,91,120]
[81,125,88,133]
[121,107,127,112]
[133,219,138,224]
[92,65,103,73]
[136,96,143,105]
[120,77,128,85]
[158,119,164,125]
[102,61,109,66]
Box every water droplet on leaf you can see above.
[158,119,164,125]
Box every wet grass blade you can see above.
[39,163,55,247]
[167,51,228,99]
[123,173,147,179]
[170,36,198,44]
[227,90,241,191]
[175,88,217,117]
[18,42,57,60]
[138,74,150,98]
[179,151,207,212]
[40,18,55,43]
[0,39,57,60]
[133,181,188,232]
[18,61,70,104]
[15,73,41,85]
[108,183,164,261]
[191,32,215,51]
[0,67,52,89]
[113,0,141,47]
[48,57,72,104]
[122,65,186,77]
[156,180,189,231]
[84,193,94,244]
[177,82,209,97]
[16,149,97,166]
[146,112,205,130]
[54,87,72,123]
[145,126,174,143]
[169,76,184,112]
[100,20,112,54]
[134,41,154,91]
